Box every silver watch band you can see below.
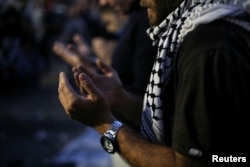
[104,120,124,140]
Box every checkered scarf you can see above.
[141,0,250,144]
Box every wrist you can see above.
[95,115,116,134]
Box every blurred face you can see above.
[101,10,120,33]
[99,0,133,14]
[99,0,116,6]
[140,0,182,26]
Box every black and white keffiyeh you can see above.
[141,0,250,144]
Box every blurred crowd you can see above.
[0,0,125,95]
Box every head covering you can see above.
[141,0,250,144]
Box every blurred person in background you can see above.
[58,0,105,45]
[101,0,157,99]
[23,0,45,44]
[91,5,128,65]
[0,0,46,95]
[40,0,68,70]
[64,0,92,43]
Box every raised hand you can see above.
[58,71,115,131]
[53,41,82,67]
[72,59,124,108]
[52,35,97,72]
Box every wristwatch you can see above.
[100,120,124,154]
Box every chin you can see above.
[148,14,159,26]
[149,18,162,26]
[149,11,165,26]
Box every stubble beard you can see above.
[147,0,183,26]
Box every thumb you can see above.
[79,73,101,100]
[53,42,80,67]
[58,72,79,111]
[59,72,77,97]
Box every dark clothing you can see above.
[169,20,250,160]
[112,8,157,95]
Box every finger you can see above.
[73,70,81,88]
[58,72,77,98]
[58,72,78,104]
[72,65,95,88]
[53,42,80,67]
[96,59,113,76]
[79,73,101,101]
[73,64,95,79]
[73,71,87,95]
[53,41,65,56]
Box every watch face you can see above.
[101,136,116,154]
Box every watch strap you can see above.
[104,120,124,140]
